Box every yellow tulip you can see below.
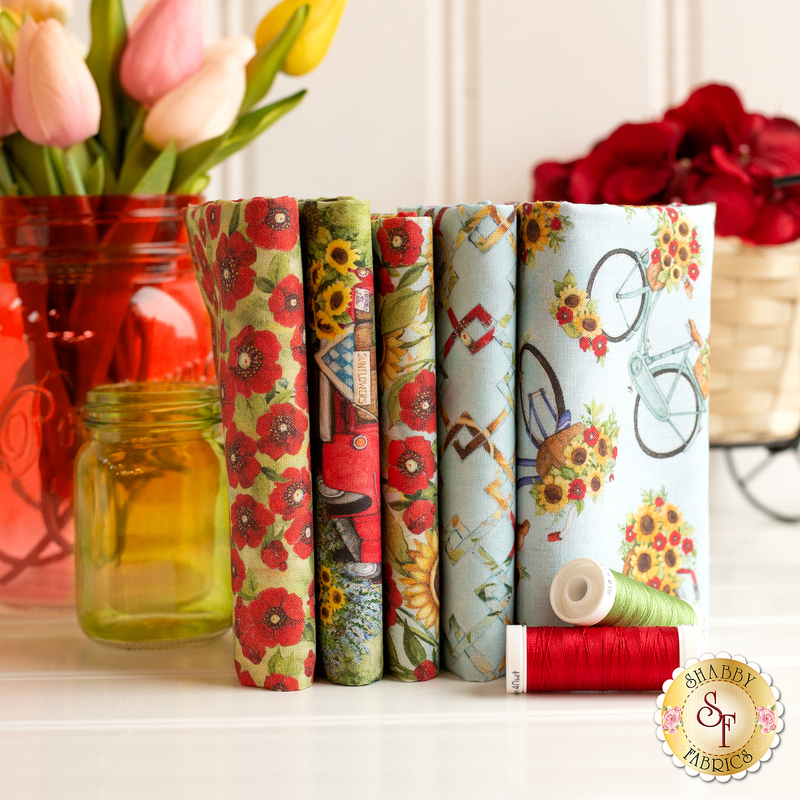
[255,0,346,76]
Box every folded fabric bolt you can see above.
[186,197,316,690]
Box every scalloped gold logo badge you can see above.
[655,653,783,782]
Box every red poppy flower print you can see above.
[651,248,661,264]
[584,426,600,446]
[227,325,282,397]
[385,564,403,627]
[388,436,435,495]
[682,537,694,553]
[669,531,681,546]
[198,218,208,245]
[568,478,586,501]
[402,499,436,535]
[688,263,699,280]
[647,577,662,590]
[206,204,221,239]
[218,360,236,427]
[655,497,664,507]
[666,208,679,222]
[377,269,395,297]
[269,466,312,519]
[307,579,315,619]
[264,673,300,692]
[550,217,562,231]
[304,649,315,678]
[256,403,308,460]
[592,334,608,357]
[215,231,257,310]
[231,547,246,592]
[235,661,257,687]
[654,533,667,551]
[268,274,305,327]
[261,540,288,572]
[285,514,313,559]
[244,587,305,652]
[414,660,437,681]
[398,369,437,433]
[230,493,274,548]
[376,216,425,266]
[225,424,261,489]
[556,306,573,325]
[579,336,591,352]
[294,361,308,411]
[244,196,299,252]
[625,524,636,542]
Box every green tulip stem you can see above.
[0,147,18,195]
[51,148,86,196]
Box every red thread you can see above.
[526,626,680,692]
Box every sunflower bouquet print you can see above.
[372,213,440,682]
[185,198,316,691]
[518,201,573,269]
[549,271,609,364]
[647,207,705,295]
[301,197,383,686]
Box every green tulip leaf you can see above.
[131,140,178,194]
[170,134,228,194]
[0,148,18,196]
[86,0,128,172]
[83,158,106,196]
[5,135,60,195]
[0,10,19,54]
[240,5,309,114]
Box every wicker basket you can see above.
[710,237,800,444]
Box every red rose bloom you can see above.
[235,662,257,687]
[398,369,437,433]
[388,436,435,495]
[225,424,261,489]
[262,540,288,571]
[268,274,305,328]
[231,547,246,592]
[385,564,403,627]
[256,403,307,460]
[206,203,221,239]
[402,499,436,535]
[285,515,313,560]
[243,587,305,653]
[653,533,667,551]
[669,531,681,546]
[230,493,274,549]
[376,216,425,266]
[414,660,437,681]
[556,306,573,325]
[244,196,298,252]
[215,231,257,310]
[568,478,586,501]
[592,334,608,357]
[579,336,591,352]
[227,325,282,397]
[625,524,636,542]
[304,649,316,678]
[269,466,312,519]
[584,426,600,446]
[264,673,300,692]
[682,538,694,553]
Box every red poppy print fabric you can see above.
[186,198,315,691]
[372,214,440,682]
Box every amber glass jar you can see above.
[75,382,230,647]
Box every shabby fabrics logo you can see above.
[655,653,783,782]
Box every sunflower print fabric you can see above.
[514,201,713,627]
[372,213,440,682]
[301,197,383,686]
[186,198,316,691]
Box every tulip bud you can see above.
[255,0,346,76]
[0,59,16,138]
[203,35,256,68]
[120,0,203,108]
[143,55,245,152]
[2,1,72,24]
[11,18,100,148]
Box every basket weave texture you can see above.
[710,236,800,444]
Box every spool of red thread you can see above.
[505,624,699,693]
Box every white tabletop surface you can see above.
[0,467,797,800]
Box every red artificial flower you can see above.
[402,499,436,535]
[388,436,435,495]
[244,196,299,252]
[669,531,681,546]
[376,216,425,266]
[556,306,573,325]
[304,649,316,678]
[269,466,312,519]
[579,336,591,352]
[230,493,274,549]
[625,524,636,542]
[263,673,300,692]
[215,231,257,310]
[688,263,700,281]
[584,426,599,446]
[682,537,694,554]
[285,515,313,560]
[385,563,403,627]
[653,533,667,551]
[235,661,257,687]
[262,540,288,571]
[242,587,305,653]
[268,274,305,327]
[592,334,608,358]
[398,369,437,433]
[532,160,578,201]
[568,478,586,501]
[206,204,221,239]
[227,325,282,397]
[414,660,437,681]
[648,577,662,590]
[231,547,246,592]
[225,424,261,489]
[256,402,307,461]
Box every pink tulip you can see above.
[120,0,203,108]
[143,54,245,152]
[0,60,16,138]
[11,19,100,148]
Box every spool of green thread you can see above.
[550,558,698,627]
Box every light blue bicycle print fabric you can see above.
[515,202,714,627]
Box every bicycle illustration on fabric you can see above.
[516,342,619,543]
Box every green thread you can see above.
[603,569,697,627]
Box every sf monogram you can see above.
[696,691,736,747]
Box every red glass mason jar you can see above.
[0,195,213,607]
